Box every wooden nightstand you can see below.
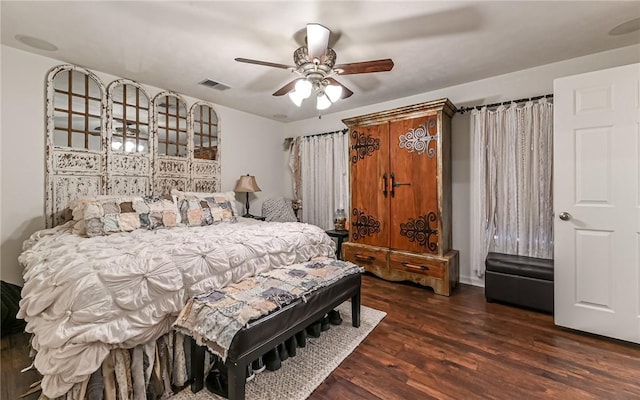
[325,229,349,259]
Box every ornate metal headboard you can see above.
[45,65,221,227]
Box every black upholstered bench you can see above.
[485,252,554,314]
[189,273,362,400]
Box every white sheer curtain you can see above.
[300,131,349,230]
[470,99,554,278]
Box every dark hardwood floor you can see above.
[3,273,639,399]
[311,273,640,400]
[1,328,40,400]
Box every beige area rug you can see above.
[170,302,386,400]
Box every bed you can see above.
[18,194,336,399]
[21,66,339,399]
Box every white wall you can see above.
[284,44,640,287]
[0,45,289,285]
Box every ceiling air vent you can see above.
[199,79,231,91]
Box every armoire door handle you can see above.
[389,173,411,197]
[390,173,395,197]
[382,173,388,197]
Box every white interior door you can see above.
[554,63,640,344]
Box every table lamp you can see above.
[234,174,261,217]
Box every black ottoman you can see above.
[485,252,554,314]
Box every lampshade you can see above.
[325,84,343,103]
[316,93,332,110]
[289,90,304,107]
[234,175,261,192]
[287,79,342,110]
[295,79,312,99]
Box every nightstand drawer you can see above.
[389,252,445,279]
[343,243,388,270]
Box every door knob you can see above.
[559,212,571,221]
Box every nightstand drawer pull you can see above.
[355,254,375,262]
[402,262,428,271]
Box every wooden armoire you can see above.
[342,99,459,296]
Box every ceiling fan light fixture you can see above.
[316,93,332,110]
[325,84,342,103]
[295,79,313,98]
[289,90,304,107]
[236,23,394,112]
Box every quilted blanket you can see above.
[17,220,335,398]
[174,259,363,360]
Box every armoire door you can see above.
[349,123,389,248]
[389,115,440,254]
[554,63,639,344]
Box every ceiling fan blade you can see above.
[306,23,330,60]
[335,59,394,75]
[272,79,301,96]
[325,77,354,99]
[235,57,293,70]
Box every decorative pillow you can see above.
[171,189,239,217]
[202,195,236,224]
[176,195,205,227]
[67,195,114,236]
[83,195,180,237]
[144,196,180,229]
[175,193,237,226]
[262,197,298,223]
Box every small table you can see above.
[325,229,349,260]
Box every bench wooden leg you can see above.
[351,289,361,328]
[190,337,205,393]
[227,360,246,400]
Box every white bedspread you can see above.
[17,220,335,398]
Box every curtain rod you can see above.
[285,128,348,142]
[456,93,553,114]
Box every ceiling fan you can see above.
[235,23,394,110]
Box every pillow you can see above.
[67,195,114,236]
[171,189,239,217]
[262,197,298,223]
[144,196,181,229]
[175,193,237,226]
[83,195,180,237]
[202,195,236,224]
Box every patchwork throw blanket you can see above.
[173,259,363,360]
[18,220,335,398]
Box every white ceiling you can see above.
[2,1,639,122]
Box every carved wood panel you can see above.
[53,151,102,172]
[111,177,150,196]
[156,177,189,195]
[190,102,221,192]
[106,80,153,196]
[45,65,222,227]
[52,175,101,226]
[46,65,107,227]
[153,92,191,194]
[110,154,151,174]
[193,178,219,193]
